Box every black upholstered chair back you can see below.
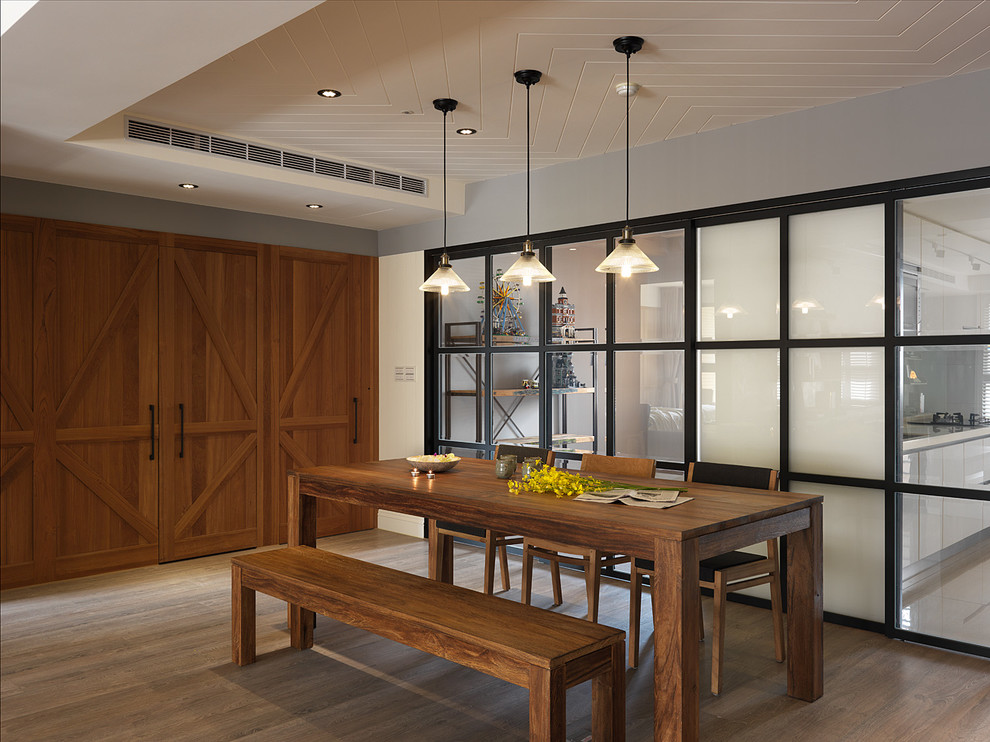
[687,461,778,491]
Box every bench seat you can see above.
[232,545,625,742]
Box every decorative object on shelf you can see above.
[407,454,461,474]
[596,36,659,277]
[500,70,555,286]
[551,286,576,340]
[419,98,470,295]
[488,269,528,338]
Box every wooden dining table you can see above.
[287,458,823,742]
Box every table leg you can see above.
[786,501,824,701]
[287,472,316,645]
[652,538,700,742]
[428,519,454,583]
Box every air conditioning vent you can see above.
[212,137,247,160]
[315,159,345,178]
[401,176,426,194]
[345,165,373,184]
[126,118,426,197]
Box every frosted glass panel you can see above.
[439,255,485,347]
[789,204,884,338]
[791,483,885,622]
[548,239,606,344]
[899,188,990,336]
[615,350,684,463]
[491,252,540,345]
[615,229,685,343]
[698,349,779,468]
[790,347,884,478]
[698,218,779,341]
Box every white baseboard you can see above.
[377,510,425,538]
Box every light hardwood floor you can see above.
[2,529,988,741]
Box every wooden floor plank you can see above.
[2,529,988,741]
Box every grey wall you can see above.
[379,69,990,256]
[0,176,378,255]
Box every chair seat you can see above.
[436,521,487,539]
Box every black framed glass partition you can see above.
[423,169,990,657]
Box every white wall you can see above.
[377,252,427,537]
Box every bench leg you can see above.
[592,642,626,741]
[232,564,256,666]
[529,666,566,742]
[289,604,315,650]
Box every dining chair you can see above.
[628,461,783,695]
[430,445,554,594]
[521,453,655,622]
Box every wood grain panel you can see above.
[274,249,378,542]
[1,216,36,583]
[159,237,261,561]
[51,222,160,579]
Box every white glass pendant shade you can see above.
[717,304,747,319]
[596,227,659,276]
[500,240,556,286]
[419,253,470,295]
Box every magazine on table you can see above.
[574,488,692,508]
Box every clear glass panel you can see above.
[899,188,990,336]
[439,445,490,460]
[698,349,779,468]
[491,251,540,346]
[698,219,779,341]
[491,352,540,445]
[439,255,485,347]
[440,353,484,443]
[897,493,990,648]
[790,347,884,478]
[615,350,684,463]
[790,204,885,338]
[899,345,990,490]
[791,482,885,622]
[616,229,685,343]
[548,239,606,344]
[549,350,603,455]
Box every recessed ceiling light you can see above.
[456,128,477,135]
[179,183,198,189]
[401,110,415,115]
[317,89,341,98]
[306,203,323,209]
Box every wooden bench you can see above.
[232,546,625,742]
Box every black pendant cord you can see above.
[625,48,630,225]
[442,109,448,252]
[526,80,531,244]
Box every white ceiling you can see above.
[2,0,989,231]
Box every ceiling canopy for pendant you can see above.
[420,97,470,295]
[596,36,659,278]
[500,69,555,286]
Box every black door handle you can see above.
[353,397,358,444]
[179,403,184,458]
[149,404,155,460]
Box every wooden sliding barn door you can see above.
[1,216,39,586]
[274,248,378,542]
[49,222,161,580]
[158,238,262,562]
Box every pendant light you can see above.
[419,98,470,295]
[596,36,659,277]
[499,70,555,286]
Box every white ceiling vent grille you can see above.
[126,118,427,197]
